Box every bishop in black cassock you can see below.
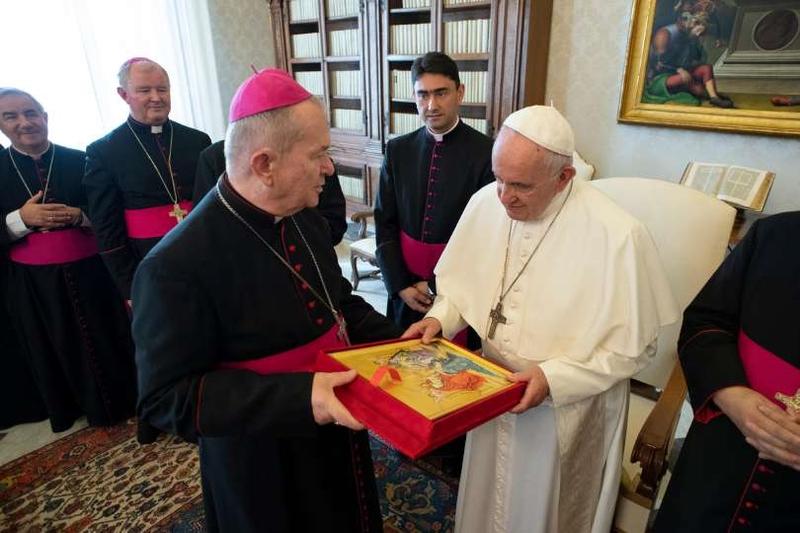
[0,93,137,432]
[192,139,348,244]
[133,68,399,532]
[83,58,211,302]
[84,116,210,300]
[654,213,800,532]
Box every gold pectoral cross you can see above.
[169,203,187,223]
[487,302,507,340]
[775,388,800,415]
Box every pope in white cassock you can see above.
[403,106,679,533]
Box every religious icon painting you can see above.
[317,338,524,458]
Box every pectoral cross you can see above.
[487,301,507,340]
[336,313,350,345]
[169,203,187,223]
[775,388,800,415]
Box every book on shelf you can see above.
[680,161,775,212]
[294,71,324,97]
[329,29,359,56]
[326,0,359,18]
[292,33,322,58]
[391,70,411,99]
[462,117,488,135]
[338,173,364,201]
[289,0,319,21]
[461,70,487,103]
[390,112,421,135]
[331,70,361,98]
[401,0,431,7]
[444,19,489,55]
[333,108,362,131]
[444,0,485,5]
[390,23,431,55]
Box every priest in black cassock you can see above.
[0,88,136,432]
[84,57,211,304]
[374,52,493,334]
[193,139,348,244]
[132,69,399,533]
[654,213,800,532]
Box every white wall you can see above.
[546,0,800,214]
[206,0,277,139]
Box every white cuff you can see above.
[5,210,32,241]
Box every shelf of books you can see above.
[273,0,552,211]
[285,0,366,137]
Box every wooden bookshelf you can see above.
[270,0,553,212]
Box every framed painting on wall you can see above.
[619,0,800,137]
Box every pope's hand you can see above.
[401,317,441,343]
[714,386,800,470]
[311,369,364,431]
[508,364,549,414]
[398,285,432,313]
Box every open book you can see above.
[680,162,775,212]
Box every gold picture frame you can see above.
[619,0,800,138]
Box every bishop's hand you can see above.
[509,364,550,414]
[402,317,442,344]
[19,191,73,229]
[311,369,364,431]
[713,386,800,471]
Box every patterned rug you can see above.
[0,422,457,532]
[0,419,202,531]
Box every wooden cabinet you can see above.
[269,0,552,212]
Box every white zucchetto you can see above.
[502,105,574,156]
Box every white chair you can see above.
[589,177,736,533]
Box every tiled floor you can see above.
[0,241,389,467]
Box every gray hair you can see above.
[117,57,169,88]
[542,150,573,180]
[0,88,44,113]
[224,98,321,178]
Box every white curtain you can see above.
[0,0,225,151]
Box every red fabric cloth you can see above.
[221,325,345,374]
[123,200,193,239]
[229,68,312,122]
[9,228,98,265]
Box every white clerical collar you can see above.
[128,116,168,134]
[426,117,460,142]
[10,142,51,160]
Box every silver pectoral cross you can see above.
[336,313,350,345]
[487,302,507,340]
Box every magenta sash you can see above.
[123,200,193,239]
[9,228,98,265]
[399,231,446,279]
[219,326,346,375]
[740,330,800,408]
